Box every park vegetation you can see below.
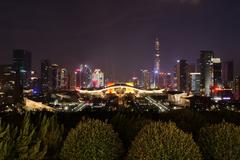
[0,110,240,159]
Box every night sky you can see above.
[0,0,240,81]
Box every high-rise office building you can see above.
[176,60,189,92]
[200,51,214,96]
[49,64,68,91]
[68,70,76,90]
[222,61,234,86]
[57,68,68,90]
[190,73,201,95]
[92,69,104,88]
[12,49,32,89]
[50,64,59,90]
[40,60,51,93]
[153,38,160,88]
[140,70,151,89]
[212,58,222,87]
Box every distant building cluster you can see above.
[0,38,240,111]
[134,39,239,102]
[0,50,105,110]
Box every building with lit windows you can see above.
[40,60,51,93]
[0,65,15,92]
[50,64,59,90]
[212,58,222,87]
[200,51,214,96]
[48,64,69,91]
[140,70,151,89]
[57,68,68,90]
[176,60,189,92]
[190,73,201,95]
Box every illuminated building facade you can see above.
[153,38,160,88]
[92,69,104,88]
[75,64,92,89]
[200,51,214,96]
[12,49,32,89]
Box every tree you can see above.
[0,121,17,160]
[38,114,64,159]
[198,122,240,160]
[127,122,202,160]
[15,113,47,160]
[60,119,123,160]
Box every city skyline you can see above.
[0,0,240,80]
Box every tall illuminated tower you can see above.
[153,38,160,88]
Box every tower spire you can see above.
[153,38,160,88]
[154,38,160,72]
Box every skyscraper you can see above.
[12,49,32,89]
[200,51,214,96]
[190,73,201,95]
[50,64,59,91]
[40,60,51,93]
[212,58,222,87]
[153,38,160,88]
[176,60,189,92]
[57,68,68,90]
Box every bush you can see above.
[110,113,151,148]
[60,119,123,160]
[127,122,202,160]
[198,122,240,160]
[159,110,207,139]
